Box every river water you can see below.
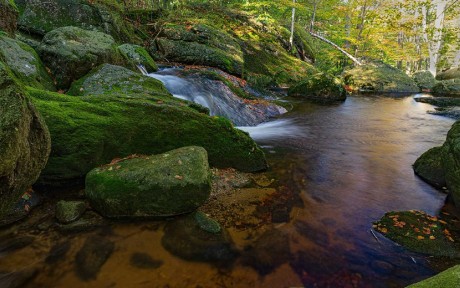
[0,94,456,288]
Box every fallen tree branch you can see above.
[309,31,362,66]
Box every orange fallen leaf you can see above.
[429,236,435,240]
[417,236,425,240]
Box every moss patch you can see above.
[117,43,158,73]
[374,210,460,258]
[288,72,346,103]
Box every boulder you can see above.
[0,34,55,90]
[413,147,446,189]
[0,0,18,37]
[436,68,460,81]
[28,87,267,187]
[15,0,137,43]
[67,64,168,97]
[0,63,50,219]
[55,200,86,224]
[37,26,121,89]
[432,79,460,96]
[412,71,436,90]
[117,44,158,73]
[343,61,419,93]
[150,23,243,76]
[85,146,211,218]
[288,73,346,103]
[442,121,460,207]
[407,265,460,287]
[161,211,237,262]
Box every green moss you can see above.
[288,72,346,103]
[117,44,158,73]
[374,210,460,258]
[432,79,460,96]
[412,71,436,90]
[194,211,221,234]
[413,146,446,188]
[407,265,460,287]
[28,87,267,187]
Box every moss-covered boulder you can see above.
[55,200,86,224]
[150,23,243,75]
[86,147,211,218]
[413,147,446,189]
[117,44,158,73]
[0,34,55,90]
[432,79,460,96]
[28,87,267,187]
[415,96,460,107]
[161,211,237,262]
[67,64,168,97]
[374,210,460,258]
[343,62,419,93]
[412,71,436,91]
[437,68,460,81]
[0,0,18,37]
[407,265,460,287]
[288,73,346,103]
[0,62,50,219]
[442,121,460,207]
[15,0,137,43]
[37,26,121,89]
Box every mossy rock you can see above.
[67,64,168,97]
[86,147,211,218]
[0,34,55,90]
[432,79,460,96]
[407,265,460,287]
[28,87,267,187]
[55,200,86,224]
[161,211,237,262]
[442,121,460,208]
[15,0,138,43]
[150,23,243,75]
[374,210,460,258]
[288,73,346,103]
[414,96,460,108]
[37,26,122,89]
[0,0,18,37]
[117,44,158,73]
[343,61,419,93]
[437,68,460,81]
[413,146,446,189]
[0,62,51,219]
[412,71,436,90]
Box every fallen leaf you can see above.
[417,236,425,240]
[429,236,435,240]
[175,175,183,180]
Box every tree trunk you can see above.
[289,0,296,49]
[309,31,362,66]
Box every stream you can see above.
[0,76,456,287]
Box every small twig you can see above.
[370,229,381,245]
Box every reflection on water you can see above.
[0,94,456,288]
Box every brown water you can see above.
[0,94,456,288]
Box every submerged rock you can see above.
[407,265,460,287]
[75,235,114,281]
[29,87,267,187]
[117,44,158,73]
[288,73,346,103]
[0,63,50,219]
[130,253,163,269]
[0,35,55,90]
[413,147,446,189]
[37,26,121,89]
[0,0,18,37]
[0,268,36,288]
[162,211,237,262]
[151,23,243,75]
[343,61,419,93]
[412,71,436,91]
[55,200,86,224]
[86,146,211,218]
[242,229,291,275]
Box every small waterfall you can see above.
[237,119,305,140]
[147,68,287,126]
[137,64,149,75]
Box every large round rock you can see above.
[85,146,212,218]
[0,62,50,219]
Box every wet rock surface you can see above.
[55,200,86,224]
[75,235,115,281]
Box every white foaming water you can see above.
[137,64,149,75]
[237,119,305,140]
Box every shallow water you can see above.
[0,94,456,288]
